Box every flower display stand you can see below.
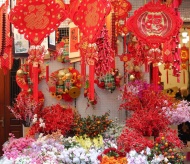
[23,125,30,137]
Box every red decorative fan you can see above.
[73,0,111,43]
[9,0,67,45]
[127,1,182,46]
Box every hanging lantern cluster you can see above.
[126,0,183,89]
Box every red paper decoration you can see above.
[110,0,131,35]
[9,0,67,45]
[127,1,182,47]
[73,0,111,43]
[0,2,13,74]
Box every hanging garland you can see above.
[48,67,82,102]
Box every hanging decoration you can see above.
[110,0,131,36]
[9,0,68,100]
[9,0,67,45]
[163,40,174,84]
[56,38,70,63]
[27,45,46,64]
[126,1,182,90]
[16,62,45,93]
[95,26,114,77]
[48,67,82,102]
[95,68,122,93]
[0,1,13,74]
[84,77,98,107]
[180,44,189,84]
[127,1,182,47]
[73,0,111,43]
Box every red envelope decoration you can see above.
[127,1,182,46]
[9,0,67,45]
[73,0,111,43]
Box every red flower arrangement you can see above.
[117,127,154,153]
[119,80,174,137]
[8,91,44,127]
[29,104,74,136]
[119,80,173,111]
[126,108,170,137]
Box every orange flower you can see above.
[56,95,62,100]
[51,92,56,97]
[101,156,127,164]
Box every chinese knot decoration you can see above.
[9,0,67,45]
[126,0,182,90]
[127,1,182,47]
[73,0,111,43]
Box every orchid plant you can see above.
[163,100,190,125]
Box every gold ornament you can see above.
[65,72,73,80]
[16,69,25,77]
[58,80,64,85]
[27,88,32,93]
[68,87,80,98]
[57,56,63,62]
[57,70,65,78]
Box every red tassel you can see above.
[183,70,185,84]
[89,64,94,101]
[153,63,158,91]
[46,64,49,82]
[33,62,39,101]
[166,70,169,84]
[29,63,33,79]
[81,51,86,81]
[177,75,180,83]
[145,61,149,72]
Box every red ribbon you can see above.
[46,64,49,82]
[153,63,158,91]
[89,64,95,101]
[33,62,39,101]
